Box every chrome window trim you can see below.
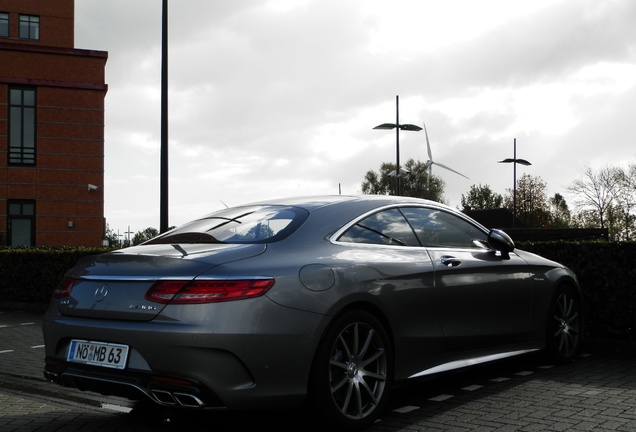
[330,203,489,248]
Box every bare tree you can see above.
[567,166,620,230]
[613,163,636,240]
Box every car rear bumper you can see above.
[44,359,223,408]
[42,299,330,410]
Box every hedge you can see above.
[517,241,636,341]
[0,247,111,304]
[0,242,634,341]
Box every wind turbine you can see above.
[388,168,410,178]
[423,122,469,189]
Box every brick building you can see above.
[0,0,107,246]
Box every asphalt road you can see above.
[2,306,636,431]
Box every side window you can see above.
[401,207,487,248]
[19,15,39,40]
[9,87,36,165]
[8,200,35,246]
[0,13,8,38]
[338,208,420,246]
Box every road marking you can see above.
[389,356,595,417]
[31,345,45,348]
[393,405,419,413]
[429,394,453,402]
[0,350,14,354]
[462,384,483,391]
[101,403,132,413]
[0,322,35,328]
[490,377,510,382]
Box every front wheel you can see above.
[308,310,392,431]
[546,284,582,363]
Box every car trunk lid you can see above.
[55,243,266,321]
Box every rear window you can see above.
[144,205,308,245]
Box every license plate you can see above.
[67,340,129,369]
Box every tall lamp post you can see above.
[498,138,531,228]
[160,0,169,233]
[373,95,422,196]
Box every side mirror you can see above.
[487,229,515,258]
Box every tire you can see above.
[546,284,582,364]
[309,309,392,431]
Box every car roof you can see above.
[239,194,452,213]
[231,195,489,242]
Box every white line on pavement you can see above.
[393,405,419,413]
[429,394,454,402]
[101,403,133,413]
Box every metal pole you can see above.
[373,96,420,196]
[498,138,530,228]
[160,0,169,233]
[513,138,517,228]
[395,95,400,196]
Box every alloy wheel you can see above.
[551,287,581,361]
[327,321,388,420]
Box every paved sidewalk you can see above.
[381,352,636,431]
[0,307,149,432]
[2,306,636,431]
[0,307,132,405]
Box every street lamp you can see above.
[160,0,169,234]
[498,138,531,228]
[373,95,422,196]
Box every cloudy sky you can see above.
[74,0,636,235]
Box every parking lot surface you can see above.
[2,305,636,431]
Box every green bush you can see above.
[517,241,636,341]
[1,242,635,341]
[0,247,112,304]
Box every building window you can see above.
[7,200,35,247]
[0,13,8,38]
[9,87,36,165]
[19,14,39,40]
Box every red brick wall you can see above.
[0,1,108,247]
[1,0,74,48]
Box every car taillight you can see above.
[145,278,275,304]
[53,277,75,299]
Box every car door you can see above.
[401,207,534,351]
[334,207,442,348]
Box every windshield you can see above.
[144,205,308,245]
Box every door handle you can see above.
[440,256,461,267]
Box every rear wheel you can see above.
[546,285,581,363]
[309,310,392,431]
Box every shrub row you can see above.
[0,247,111,304]
[517,241,636,341]
[0,242,634,341]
